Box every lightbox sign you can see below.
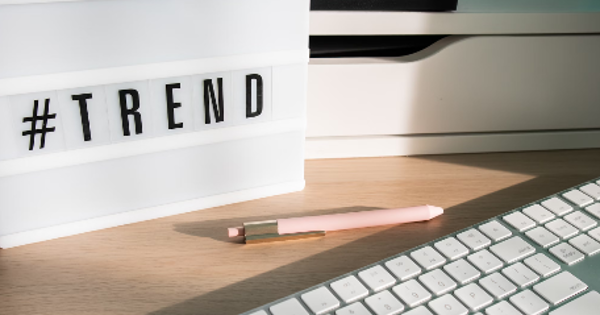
[3,67,272,158]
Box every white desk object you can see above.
[306,9,600,159]
[0,0,310,248]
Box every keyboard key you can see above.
[411,246,447,270]
[545,219,579,239]
[533,271,588,305]
[403,306,434,315]
[392,279,431,307]
[456,229,491,251]
[569,234,600,255]
[249,311,268,315]
[418,269,457,296]
[542,198,573,216]
[525,226,560,248]
[580,183,600,200]
[564,211,597,231]
[364,290,404,315]
[428,294,468,315]
[485,301,524,315]
[336,302,372,315]
[501,262,539,288]
[467,249,503,273]
[385,256,422,281]
[563,190,594,207]
[479,221,512,241]
[434,237,469,260]
[443,259,480,284]
[301,286,340,315]
[330,275,369,303]
[479,272,517,299]
[584,203,600,219]
[490,236,535,264]
[454,283,493,311]
[509,289,549,315]
[358,265,396,292]
[524,253,561,277]
[270,298,310,315]
[523,204,555,224]
[549,291,600,315]
[549,243,585,265]
[588,226,600,242]
[504,212,536,232]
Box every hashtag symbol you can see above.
[22,99,57,150]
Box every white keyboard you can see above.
[241,178,600,315]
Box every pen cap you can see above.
[243,220,278,236]
[242,220,325,244]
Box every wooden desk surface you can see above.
[2,149,600,315]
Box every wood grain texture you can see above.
[1,149,600,315]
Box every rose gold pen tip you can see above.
[228,227,245,237]
[428,205,444,218]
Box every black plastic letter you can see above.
[118,89,143,136]
[203,78,225,124]
[71,93,93,141]
[165,83,183,129]
[246,74,263,118]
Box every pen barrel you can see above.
[277,205,440,235]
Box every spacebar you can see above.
[550,291,600,315]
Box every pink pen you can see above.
[228,205,443,244]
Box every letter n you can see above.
[203,78,225,124]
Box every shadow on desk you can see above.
[151,171,594,315]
